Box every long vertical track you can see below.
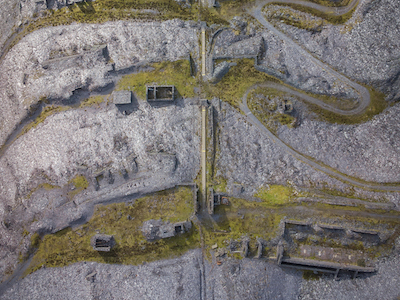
[201,106,207,203]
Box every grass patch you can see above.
[254,185,294,206]
[305,85,388,125]
[303,270,322,280]
[214,176,228,193]
[202,197,286,257]
[204,59,282,107]
[248,87,296,133]
[265,2,357,25]
[79,95,105,108]
[25,182,60,199]
[25,186,198,276]
[117,59,197,100]
[301,0,352,7]
[249,84,388,125]
[68,175,89,199]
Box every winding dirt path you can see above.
[233,0,400,191]
[259,0,359,15]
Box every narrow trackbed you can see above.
[246,82,363,115]
[259,0,359,16]
[249,0,370,116]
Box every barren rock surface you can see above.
[0,19,198,148]
[278,103,400,183]
[0,249,304,300]
[2,248,400,300]
[216,101,346,195]
[212,29,360,102]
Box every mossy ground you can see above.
[79,95,105,108]
[204,59,282,108]
[25,186,198,276]
[248,84,388,127]
[248,87,296,133]
[304,85,388,125]
[254,185,294,205]
[303,0,351,6]
[68,175,89,199]
[202,197,286,258]
[117,60,197,100]
[265,2,357,26]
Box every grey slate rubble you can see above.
[0,19,199,148]
[112,90,132,105]
[212,29,360,101]
[277,103,400,183]
[141,219,192,241]
[270,0,400,101]
[1,248,400,299]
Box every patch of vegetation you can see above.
[68,175,89,199]
[201,197,286,258]
[25,186,198,276]
[214,0,256,21]
[30,233,42,249]
[204,59,282,107]
[248,87,296,133]
[305,85,388,125]
[303,0,352,7]
[255,185,294,206]
[356,258,366,267]
[25,182,60,199]
[265,6,328,32]
[213,176,228,193]
[248,83,388,128]
[79,95,105,108]
[303,270,323,280]
[117,60,197,100]
[265,2,357,25]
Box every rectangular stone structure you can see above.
[91,234,115,252]
[146,85,175,101]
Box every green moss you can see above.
[68,175,89,198]
[22,229,30,237]
[30,233,42,249]
[201,196,288,257]
[79,95,105,108]
[301,0,351,7]
[254,185,294,206]
[71,175,89,190]
[303,270,322,280]
[249,83,389,127]
[248,87,296,133]
[25,186,198,275]
[265,2,357,25]
[25,182,61,199]
[214,176,228,193]
[356,258,366,267]
[117,60,197,100]
[204,59,282,108]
